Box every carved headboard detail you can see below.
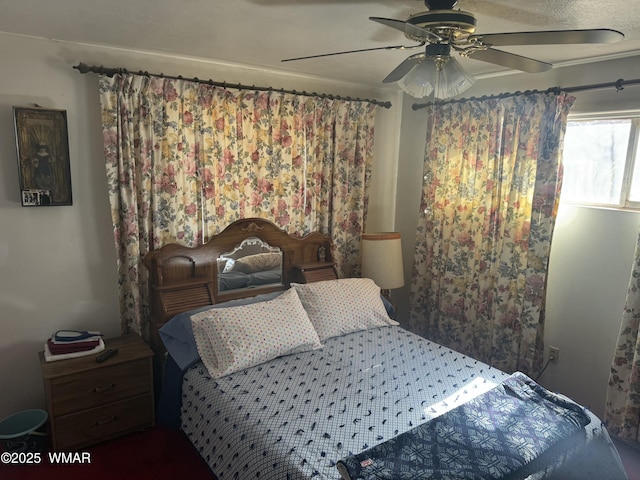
[142,217,333,357]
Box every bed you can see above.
[143,218,629,480]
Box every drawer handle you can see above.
[96,416,117,426]
[93,383,116,393]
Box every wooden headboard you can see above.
[142,217,333,358]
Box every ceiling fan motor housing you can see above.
[424,0,459,9]
[406,10,477,42]
[425,43,451,59]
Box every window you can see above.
[560,114,640,209]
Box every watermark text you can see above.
[1,451,92,465]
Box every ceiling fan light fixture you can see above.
[398,54,475,100]
[435,56,475,98]
[397,58,438,98]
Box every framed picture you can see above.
[14,107,72,206]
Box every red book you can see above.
[47,338,100,355]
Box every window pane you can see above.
[629,134,640,202]
[561,119,632,206]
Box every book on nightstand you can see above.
[43,330,105,361]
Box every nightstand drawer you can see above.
[50,358,151,416]
[53,394,154,451]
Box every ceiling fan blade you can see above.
[469,29,624,47]
[281,42,424,62]
[370,17,443,42]
[467,48,552,73]
[382,54,422,83]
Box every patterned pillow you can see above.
[233,252,281,274]
[160,291,285,371]
[191,288,323,378]
[291,278,399,341]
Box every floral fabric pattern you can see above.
[606,229,640,442]
[98,74,376,334]
[408,92,574,376]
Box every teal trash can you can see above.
[0,409,48,453]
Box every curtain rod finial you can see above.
[73,62,90,74]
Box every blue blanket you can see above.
[336,372,591,480]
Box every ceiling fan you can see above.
[282,0,624,98]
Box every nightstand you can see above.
[291,261,338,283]
[39,334,155,451]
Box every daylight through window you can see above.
[560,114,640,209]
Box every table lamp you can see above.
[361,232,405,301]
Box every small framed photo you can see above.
[14,107,72,207]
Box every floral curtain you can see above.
[99,74,376,335]
[408,92,575,376]
[605,230,640,442]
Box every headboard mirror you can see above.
[143,217,333,359]
[217,237,283,293]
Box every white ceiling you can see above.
[2,0,639,88]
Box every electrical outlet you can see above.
[549,346,560,364]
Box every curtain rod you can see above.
[412,78,640,111]
[73,62,392,109]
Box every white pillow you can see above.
[291,278,398,341]
[191,288,323,378]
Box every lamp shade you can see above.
[398,56,475,100]
[361,232,405,290]
[397,59,438,98]
[435,57,475,99]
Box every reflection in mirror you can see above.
[216,237,283,293]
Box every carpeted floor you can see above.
[0,426,212,480]
[615,438,640,480]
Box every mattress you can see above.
[178,325,627,479]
